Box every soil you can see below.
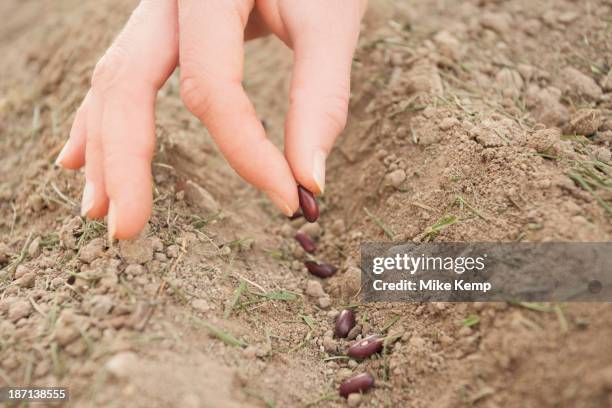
[1,0,612,407]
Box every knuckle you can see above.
[292,86,350,132]
[179,75,214,120]
[323,93,350,132]
[91,45,128,92]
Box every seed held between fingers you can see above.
[339,372,374,398]
[295,231,316,253]
[297,185,319,222]
[347,334,383,359]
[304,261,337,278]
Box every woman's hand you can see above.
[55,0,366,240]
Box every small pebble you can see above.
[192,299,211,313]
[298,222,322,239]
[166,245,180,258]
[306,280,326,298]
[347,393,363,407]
[105,352,138,379]
[318,296,332,309]
[384,169,406,189]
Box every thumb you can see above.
[283,3,362,195]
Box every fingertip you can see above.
[107,191,152,241]
[287,145,328,196]
[266,189,299,217]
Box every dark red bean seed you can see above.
[304,261,337,278]
[294,232,316,254]
[339,372,374,398]
[288,211,303,220]
[297,185,319,223]
[334,309,356,338]
[347,334,383,359]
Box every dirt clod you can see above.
[567,109,603,136]
[184,180,220,214]
[306,280,326,298]
[384,169,406,189]
[119,237,154,264]
[8,300,32,322]
[561,67,603,101]
[79,237,105,263]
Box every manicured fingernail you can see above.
[80,182,95,217]
[313,149,326,195]
[266,191,294,217]
[107,201,117,244]
[55,142,69,166]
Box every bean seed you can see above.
[288,211,303,220]
[297,185,319,222]
[294,232,316,253]
[304,261,337,278]
[334,309,356,338]
[339,372,374,398]
[347,334,383,359]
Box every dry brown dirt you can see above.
[1,0,612,407]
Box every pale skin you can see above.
[55,0,367,240]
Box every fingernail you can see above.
[107,201,117,244]
[266,191,294,217]
[80,182,95,217]
[55,142,69,166]
[313,149,326,195]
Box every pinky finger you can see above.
[55,91,91,169]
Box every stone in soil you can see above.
[166,245,180,258]
[306,280,326,298]
[298,222,322,239]
[347,393,362,407]
[192,299,211,313]
[184,180,220,213]
[318,296,332,309]
[105,352,138,379]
